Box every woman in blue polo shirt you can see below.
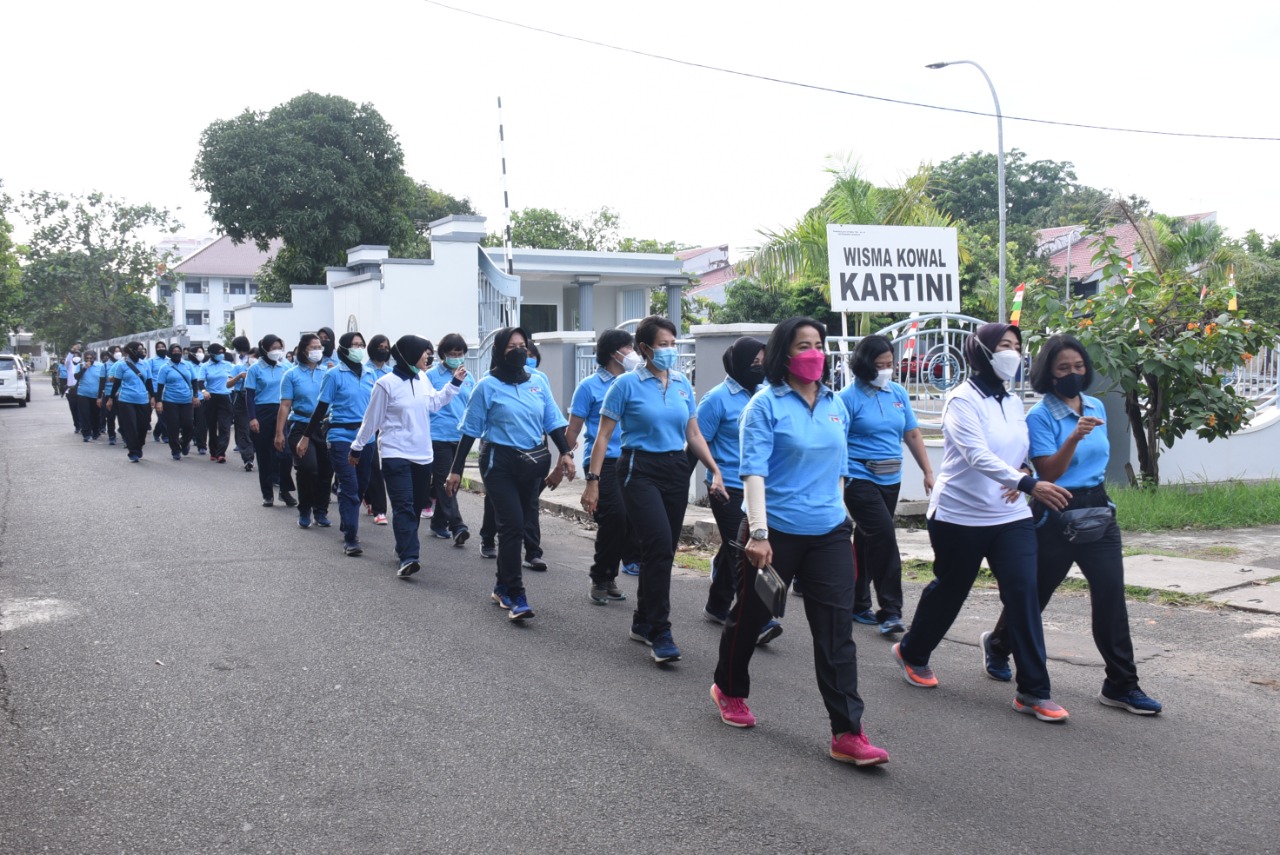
[447,327,572,622]
[106,341,153,462]
[200,343,235,463]
[278,333,332,529]
[697,337,783,647]
[426,333,476,546]
[581,315,726,666]
[154,343,200,460]
[74,350,105,442]
[839,335,935,637]
[983,334,1162,716]
[299,332,371,555]
[707,316,888,766]
[188,346,210,455]
[246,334,296,508]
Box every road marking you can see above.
[0,597,78,632]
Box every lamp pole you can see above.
[1064,228,1081,301]
[927,60,1007,322]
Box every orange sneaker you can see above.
[892,642,939,688]
[1013,694,1070,722]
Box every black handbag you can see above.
[1057,506,1115,544]
[732,539,788,618]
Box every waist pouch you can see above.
[1034,488,1114,544]
[860,458,903,476]
[328,422,361,430]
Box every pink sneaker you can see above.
[420,502,434,519]
[373,514,388,526]
[710,684,756,728]
[830,731,889,766]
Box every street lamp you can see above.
[927,60,1007,322]
[1063,228,1082,301]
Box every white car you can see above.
[0,355,30,407]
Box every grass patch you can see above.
[674,548,713,575]
[1111,481,1280,532]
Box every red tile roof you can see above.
[675,245,728,261]
[172,235,282,277]
[1040,213,1215,279]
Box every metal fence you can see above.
[574,334,696,387]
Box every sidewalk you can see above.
[458,459,1280,615]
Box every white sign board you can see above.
[827,224,961,313]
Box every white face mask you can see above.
[267,350,285,363]
[871,368,893,388]
[990,350,1022,382]
[193,353,204,363]
[306,349,323,364]
[112,352,123,362]
[618,351,644,371]
[72,356,81,364]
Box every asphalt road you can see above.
[2,391,1279,854]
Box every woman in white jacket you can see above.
[349,335,467,579]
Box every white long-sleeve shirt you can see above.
[351,371,460,464]
[927,378,1031,526]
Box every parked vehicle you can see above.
[0,355,30,407]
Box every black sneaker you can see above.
[480,543,497,559]
[589,583,610,605]
[397,560,421,578]
[980,630,1013,682]
[605,581,626,602]
[343,542,363,557]
[244,461,254,472]
[280,491,298,507]
[261,498,274,507]
[523,557,548,572]
[453,529,470,548]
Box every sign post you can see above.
[827,224,961,314]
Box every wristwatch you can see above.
[584,472,601,482]
[749,528,769,541]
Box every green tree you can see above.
[617,237,684,254]
[1235,229,1280,327]
[1026,206,1276,486]
[397,180,477,259]
[0,182,22,335]
[17,190,179,351]
[499,206,625,251]
[193,92,414,286]
[708,278,789,324]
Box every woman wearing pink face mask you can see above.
[709,316,888,767]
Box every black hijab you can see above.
[337,331,363,377]
[965,322,1020,399]
[722,336,765,394]
[391,335,431,381]
[489,326,531,385]
[318,326,336,359]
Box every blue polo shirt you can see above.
[202,356,234,395]
[570,367,623,461]
[76,363,105,398]
[154,361,197,403]
[740,383,851,536]
[696,376,753,489]
[838,379,919,486]
[280,363,326,424]
[110,358,152,405]
[600,365,696,453]
[246,359,289,407]
[317,362,371,443]
[364,360,393,383]
[460,374,567,449]
[148,355,170,384]
[427,362,475,443]
[1028,392,1109,489]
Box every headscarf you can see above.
[337,331,363,377]
[318,326,336,359]
[489,326,532,385]
[964,322,1021,399]
[391,335,431,381]
[722,336,765,394]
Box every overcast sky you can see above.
[4,0,1277,258]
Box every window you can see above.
[222,311,231,325]
[521,305,558,335]
[159,284,173,298]
[185,311,203,326]
[249,283,259,296]
[227,279,247,295]
[184,279,203,294]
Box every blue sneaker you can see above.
[431,529,452,539]
[1099,683,1163,715]
[343,541,363,557]
[509,593,534,621]
[852,609,878,625]
[878,617,906,637]
[491,586,513,610]
[128,454,140,463]
[703,606,728,625]
[172,453,182,461]
[756,619,783,646]
[313,512,332,527]
[629,623,653,645]
[980,630,1012,681]
[396,560,420,578]
[621,562,640,577]
[650,630,681,664]
[297,512,312,529]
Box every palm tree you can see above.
[748,161,960,335]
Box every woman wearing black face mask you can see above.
[446,327,573,622]
[154,345,200,460]
[317,326,338,370]
[695,337,779,644]
[983,334,1162,716]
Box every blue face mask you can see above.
[212,354,223,363]
[651,347,679,372]
[526,356,538,370]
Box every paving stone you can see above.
[1211,583,1280,615]
[1069,554,1272,595]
